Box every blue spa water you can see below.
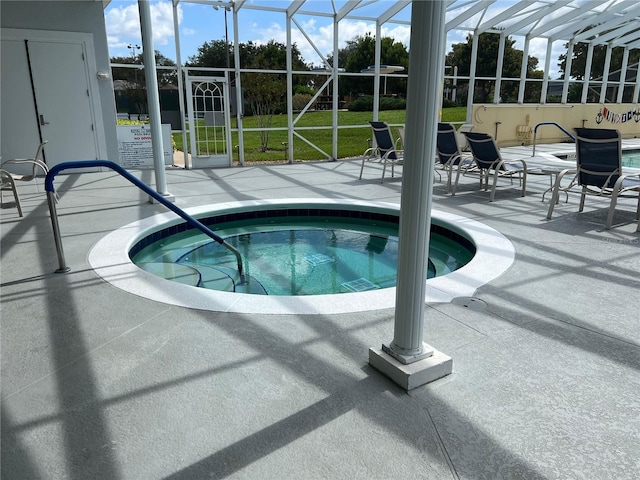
[559,150,640,168]
[621,150,640,168]
[131,217,475,296]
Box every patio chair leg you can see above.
[490,171,500,202]
[359,157,366,180]
[521,172,527,197]
[451,165,463,196]
[381,161,387,184]
[546,178,563,219]
[579,188,587,212]
[13,187,23,217]
[605,189,621,229]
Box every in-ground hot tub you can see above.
[89,199,515,314]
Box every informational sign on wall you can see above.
[117,124,173,168]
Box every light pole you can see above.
[127,43,141,83]
[213,2,232,69]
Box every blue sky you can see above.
[105,0,564,77]
[105,0,415,66]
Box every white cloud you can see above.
[382,25,410,46]
[243,18,414,66]
[525,38,568,79]
[105,1,182,51]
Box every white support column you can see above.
[494,34,506,103]
[286,14,294,164]
[373,23,382,121]
[599,44,613,103]
[369,0,452,391]
[138,0,172,199]
[617,47,629,103]
[634,59,640,104]
[518,36,530,104]
[561,40,574,103]
[541,38,553,104]
[466,30,479,123]
[233,8,245,165]
[581,43,594,103]
[172,0,189,169]
[332,17,339,161]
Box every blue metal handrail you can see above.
[532,122,576,156]
[45,160,245,282]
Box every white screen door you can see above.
[186,76,232,168]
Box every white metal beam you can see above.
[617,46,630,103]
[138,0,169,196]
[377,0,408,25]
[517,35,529,104]
[336,0,362,22]
[291,16,329,66]
[529,2,606,38]
[466,29,479,122]
[591,21,640,45]
[494,34,505,103]
[573,14,632,43]
[599,44,613,103]
[501,0,572,37]
[541,37,553,103]
[446,0,495,33]
[608,25,640,47]
[550,0,631,41]
[286,0,305,17]
[561,40,573,103]
[581,42,594,103]
[475,0,532,34]
[634,60,640,102]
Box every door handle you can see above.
[39,114,50,126]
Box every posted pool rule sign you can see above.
[117,124,173,168]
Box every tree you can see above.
[111,50,177,114]
[187,39,260,70]
[111,50,177,86]
[558,40,640,81]
[335,34,409,98]
[189,38,309,152]
[241,40,308,151]
[446,33,542,103]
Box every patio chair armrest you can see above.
[446,152,473,167]
[381,150,403,162]
[362,147,378,159]
[554,168,576,183]
[612,171,640,191]
[546,168,577,219]
[492,158,526,172]
[0,168,20,192]
[1,158,49,175]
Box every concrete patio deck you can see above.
[1,153,639,479]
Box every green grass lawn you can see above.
[173,107,467,163]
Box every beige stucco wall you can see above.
[470,103,640,147]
